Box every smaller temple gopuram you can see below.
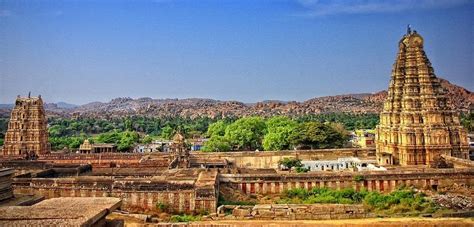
[375,27,469,167]
[168,132,190,169]
[2,94,50,158]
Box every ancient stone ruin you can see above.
[2,95,50,159]
[375,29,469,166]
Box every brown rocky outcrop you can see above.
[0,79,471,119]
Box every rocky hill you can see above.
[0,78,472,119]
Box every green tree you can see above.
[117,131,140,151]
[289,122,347,149]
[141,135,154,144]
[160,125,174,139]
[278,157,303,169]
[224,117,266,150]
[201,136,231,152]
[263,116,297,151]
[206,120,228,137]
[94,130,139,152]
[460,112,474,132]
[124,118,133,131]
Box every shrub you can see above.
[217,195,256,206]
[295,166,310,173]
[286,188,308,199]
[169,214,200,223]
[279,157,303,170]
[354,175,365,182]
[279,187,438,215]
[155,202,169,212]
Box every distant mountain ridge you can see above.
[0,78,472,119]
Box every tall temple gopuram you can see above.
[2,94,50,158]
[375,28,469,167]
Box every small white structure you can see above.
[302,157,385,172]
[134,140,172,153]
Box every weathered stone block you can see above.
[232,208,251,217]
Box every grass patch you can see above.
[277,187,439,215]
[169,214,201,223]
[218,194,256,206]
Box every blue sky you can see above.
[0,0,472,104]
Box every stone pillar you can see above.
[190,192,195,212]
[391,180,397,192]
[406,179,411,186]
[383,180,389,192]
[375,180,381,191]
[169,193,174,210]
[271,182,276,194]
[131,192,138,207]
[179,192,184,212]
[424,179,429,188]
[414,179,420,187]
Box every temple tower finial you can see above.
[407,24,412,35]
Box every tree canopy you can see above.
[224,117,267,150]
[289,122,348,149]
[263,116,298,151]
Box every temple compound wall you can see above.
[220,168,474,195]
[9,166,474,213]
[0,168,14,201]
[31,148,375,169]
[13,170,218,214]
[35,153,169,168]
[217,204,367,221]
[198,148,375,169]
[442,154,474,169]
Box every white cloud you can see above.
[296,0,470,16]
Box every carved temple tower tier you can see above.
[2,95,50,158]
[375,29,469,167]
[168,133,190,169]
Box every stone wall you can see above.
[13,171,218,214]
[442,155,474,169]
[0,168,14,201]
[29,148,374,169]
[196,148,375,169]
[214,204,367,220]
[220,168,474,195]
[36,153,169,168]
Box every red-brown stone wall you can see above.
[12,178,214,214]
[220,169,474,195]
